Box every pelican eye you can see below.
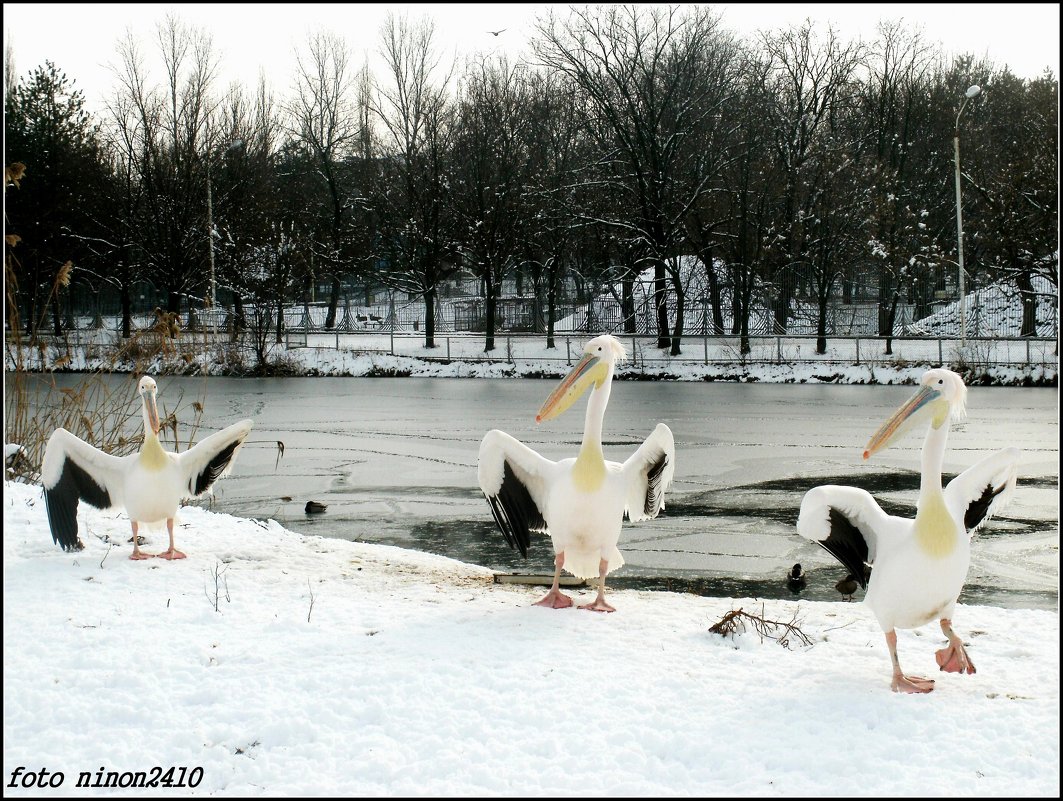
[937,379,944,385]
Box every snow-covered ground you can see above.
[3,480,1059,796]
[6,331,1057,386]
[907,274,1058,338]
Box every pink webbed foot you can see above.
[578,596,616,613]
[129,551,154,560]
[935,643,976,674]
[891,674,936,694]
[155,548,187,561]
[534,588,573,609]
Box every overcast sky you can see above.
[4,3,1059,115]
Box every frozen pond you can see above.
[14,374,1059,609]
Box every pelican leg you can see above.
[886,630,935,693]
[155,519,187,561]
[534,552,573,609]
[935,619,976,674]
[129,521,154,560]
[578,558,616,613]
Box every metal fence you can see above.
[16,324,1052,373]
[45,276,1060,341]
[295,331,1058,371]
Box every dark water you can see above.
[13,374,1059,610]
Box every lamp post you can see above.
[953,84,981,344]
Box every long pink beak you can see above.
[863,384,939,460]
[536,353,601,423]
[145,391,161,436]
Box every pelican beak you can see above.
[536,353,607,423]
[145,390,161,436]
[863,384,946,460]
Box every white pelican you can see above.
[42,376,253,560]
[478,334,675,612]
[797,368,1020,693]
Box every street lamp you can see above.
[953,84,981,344]
[205,139,243,339]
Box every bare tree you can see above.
[718,51,777,354]
[109,15,219,318]
[451,56,535,352]
[854,22,944,352]
[521,68,587,347]
[534,4,734,354]
[211,77,282,342]
[962,65,1058,337]
[289,31,362,329]
[372,12,457,347]
[759,20,862,334]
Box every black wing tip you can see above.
[482,461,544,559]
[817,508,871,588]
[964,482,1007,532]
[643,453,669,517]
[193,438,244,495]
[485,491,528,558]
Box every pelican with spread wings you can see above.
[478,335,675,612]
[42,376,253,560]
[797,368,1020,692]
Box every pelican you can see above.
[42,376,254,560]
[478,334,675,612]
[797,368,1020,693]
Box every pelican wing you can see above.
[797,485,892,589]
[944,446,1021,535]
[477,429,553,557]
[41,428,131,551]
[621,423,675,522]
[175,419,253,498]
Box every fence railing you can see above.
[11,325,1054,372]
[293,332,1057,370]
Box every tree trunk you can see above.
[120,282,132,339]
[275,272,285,344]
[877,269,893,336]
[423,286,436,348]
[484,265,496,352]
[772,265,794,333]
[883,291,900,355]
[622,275,636,334]
[816,295,829,354]
[669,277,684,356]
[533,264,546,335]
[325,275,340,329]
[1015,269,1038,337]
[166,289,181,316]
[233,292,245,338]
[546,270,557,350]
[654,261,670,349]
[706,263,724,334]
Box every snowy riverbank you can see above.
[6,334,1058,386]
[3,480,1059,796]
